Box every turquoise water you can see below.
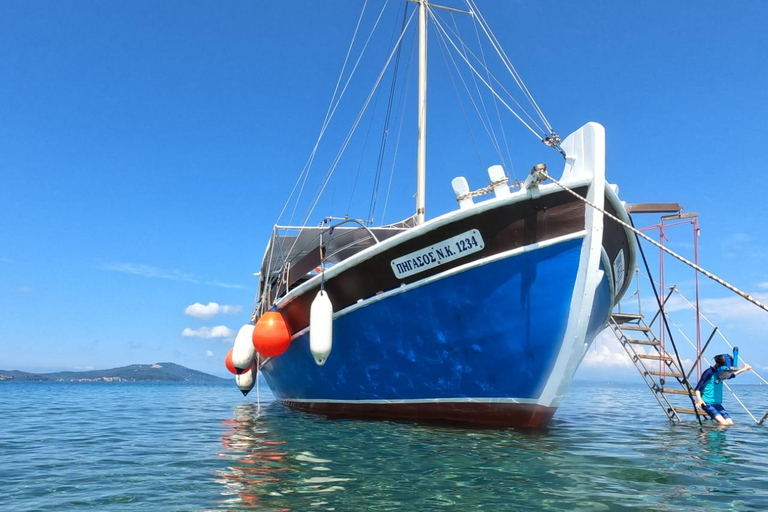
[2,381,767,511]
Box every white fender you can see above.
[235,362,256,396]
[232,324,256,373]
[310,289,333,366]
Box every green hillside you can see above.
[0,363,228,382]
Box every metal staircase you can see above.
[608,311,706,422]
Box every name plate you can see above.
[391,229,485,279]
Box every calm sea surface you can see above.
[2,380,767,511]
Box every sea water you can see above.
[2,380,767,511]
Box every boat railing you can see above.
[257,218,411,313]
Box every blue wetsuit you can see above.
[694,366,735,420]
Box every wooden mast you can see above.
[415,0,427,224]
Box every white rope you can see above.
[447,12,506,169]
[672,288,768,387]
[429,12,543,141]
[470,13,516,180]
[433,9,546,136]
[432,13,516,165]
[634,271,768,386]
[723,381,760,423]
[299,9,417,230]
[663,312,757,421]
[537,168,768,315]
[277,0,373,226]
[465,0,555,135]
[256,354,261,415]
[381,32,416,224]
[282,0,393,227]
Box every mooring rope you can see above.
[535,168,768,315]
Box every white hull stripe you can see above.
[278,397,542,405]
[289,230,588,339]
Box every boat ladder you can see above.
[608,312,707,422]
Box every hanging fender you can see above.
[310,289,334,366]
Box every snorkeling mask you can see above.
[716,347,739,379]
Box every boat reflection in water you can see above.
[213,404,349,511]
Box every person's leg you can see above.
[715,405,734,426]
[703,404,731,426]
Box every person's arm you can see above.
[733,363,753,378]
[694,389,705,409]
[693,368,713,408]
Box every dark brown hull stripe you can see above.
[279,399,557,428]
[279,188,590,334]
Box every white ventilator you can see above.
[232,324,256,373]
[235,362,255,396]
[310,290,333,366]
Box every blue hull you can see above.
[262,237,612,423]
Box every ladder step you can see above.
[611,313,644,324]
[661,388,692,395]
[648,370,684,378]
[619,325,652,332]
[672,408,701,415]
[626,338,660,346]
[637,354,673,361]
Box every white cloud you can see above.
[582,330,636,368]
[758,283,768,290]
[726,233,753,245]
[696,293,768,321]
[101,262,245,289]
[181,326,236,339]
[15,286,33,293]
[205,350,214,358]
[649,290,768,325]
[0,257,12,263]
[184,302,243,319]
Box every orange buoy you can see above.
[224,348,237,374]
[252,311,292,357]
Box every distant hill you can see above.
[0,363,228,383]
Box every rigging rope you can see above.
[299,9,417,231]
[433,13,493,169]
[428,11,546,142]
[278,0,372,227]
[468,11,516,177]
[368,2,410,224]
[282,0,392,227]
[671,288,767,386]
[449,13,507,170]
[535,168,768,315]
[630,214,702,425]
[432,10,547,137]
[381,34,416,224]
[664,310,760,423]
[465,0,555,136]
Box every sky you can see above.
[1,1,768,384]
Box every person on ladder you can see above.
[694,349,751,426]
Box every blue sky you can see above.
[1,1,767,383]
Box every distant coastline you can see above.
[0,362,228,383]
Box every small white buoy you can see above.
[235,362,256,396]
[232,324,256,373]
[310,289,333,366]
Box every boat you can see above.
[228,0,637,427]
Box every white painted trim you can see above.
[600,246,616,301]
[604,183,637,302]
[538,122,606,408]
[280,397,542,405]
[289,230,587,339]
[277,177,592,308]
